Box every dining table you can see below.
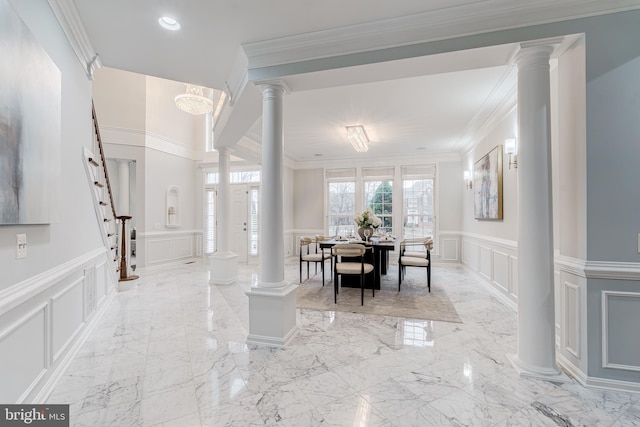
[319,237,396,290]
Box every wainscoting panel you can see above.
[479,245,493,280]
[147,239,174,264]
[173,237,194,259]
[463,240,479,271]
[509,255,518,298]
[196,235,203,257]
[563,281,580,358]
[461,234,518,305]
[0,305,48,403]
[441,238,459,262]
[0,249,116,403]
[492,250,509,292]
[602,291,640,371]
[141,231,201,267]
[51,277,85,362]
[95,260,107,305]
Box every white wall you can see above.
[293,168,324,230]
[438,160,463,262]
[94,69,204,268]
[461,109,519,300]
[0,0,116,403]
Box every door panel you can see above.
[230,184,248,263]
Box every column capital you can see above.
[216,146,231,157]
[255,79,291,96]
[515,36,564,66]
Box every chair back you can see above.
[332,243,365,258]
[423,237,434,251]
[300,236,313,247]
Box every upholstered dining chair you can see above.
[398,237,434,292]
[332,243,374,305]
[299,236,331,285]
[315,234,333,280]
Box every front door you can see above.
[230,184,248,263]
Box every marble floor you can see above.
[47,260,640,426]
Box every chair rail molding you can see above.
[0,249,116,403]
[555,254,640,281]
[0,248,108,317]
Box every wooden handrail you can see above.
[92,101,117,219]
[91,101,138,283]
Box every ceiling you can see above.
[68,1,638,163]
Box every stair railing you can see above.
[91,101,138,283]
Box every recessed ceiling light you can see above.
[417,147,426,150]
[314,153,323,157]
[159,16,180,31]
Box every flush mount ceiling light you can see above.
[158,16,180,31]
[175,84,213,115]
[345,125,369,153]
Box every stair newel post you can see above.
[118,215,138,282]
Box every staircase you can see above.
[83,101,138,288]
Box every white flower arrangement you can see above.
[354,207,382,229]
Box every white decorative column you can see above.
[118,160,130,215]
[508,39,568,382]
[246,81,298,347]
[209,146,238,284]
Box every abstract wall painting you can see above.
[0,0,61,224]
[474,145,503,220]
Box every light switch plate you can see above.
[17,234,27,259]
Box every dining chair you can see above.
[299,236,331,285]
[398,237,434,292]
[332,243,374,305]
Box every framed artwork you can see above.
[0,0,61,224]
[474,145,503,220]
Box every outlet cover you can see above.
[17,234,27,259]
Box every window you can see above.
[402,165,435,241]
[327,169,356,236]
[363,167,394,234]
[231,170,260,183]
[205,170,260,184]
[204,189,216,254]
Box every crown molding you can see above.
[47,0,101,79]
[291,152,460,171]
[243,0,640,72]
[459,64,518,156]
[100,126,200,161]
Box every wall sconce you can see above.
[505,138,518,169]
[464,170,472,189]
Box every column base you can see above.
[209,251,239,285]
[507,354,572,383]
[246,283,298,347]
[118,275,139,291]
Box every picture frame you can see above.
[0,0,61,224]
[474,145,503,220]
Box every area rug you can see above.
[296,266,462,323]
